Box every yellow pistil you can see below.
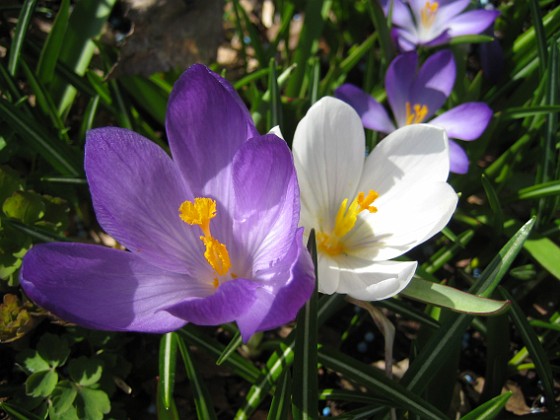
[318,190,379,257]
[405,101,429,125]
[420,1,439,29]
[179,197,232,287]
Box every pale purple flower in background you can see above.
[293,97,457,300]
[335,50,492,173]
[379,0,499,51]
[20,65,315,342]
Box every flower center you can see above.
[179,197,232,288]
[405,101,429,125]
[420,1,439,29]
[317,190,379,257]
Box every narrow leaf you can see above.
[8,0,38,75]
[401,277,510,315]
[158,332,178,410]
[460,391,512,420]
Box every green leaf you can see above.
[292,231,319,419]
[37,333,70,368]
[7,0,38,76]
[51,0,117,116]
[119,76,168,126]
[50,381,78,417]
[176,334,217,420]
[0,97,81,176]
[268,369,292,420]
[0,166,23,205]
[36,0,70,85]
[0,402,43,420]
[25,369,58,398]
[522,236,560,280]
[499,287,556,410]
[460,391,512,420]
[216,331,242,366]
[449,34,494,45]
[158,332,177,410]
[318,346,448,419]
[76,387,111,420]
[3,191,45,224]
[401,218,535,394]
[179,326,260,383]
[68,357,103,386]
[401,277,510,315]
[20,350,50,373]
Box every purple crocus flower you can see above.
[379,0,499,51]
[20,65,315,342]
[335,50,492,173]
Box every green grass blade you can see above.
[51,0,116,116]
[517,180,560,200]
[267,59,282,129]
[377,299,440,330]
[460,391,512,420]
[36,0,70,85]
[449,34,494,45]
[178,326,260,383]
[0,402,43,420]
[481,174,504,235]
[480,313,510,402]
[0,98,80,176]
[78,95,100,142]
[401,218,535,393]
[292,231,318,419]
[267,369,292,420]
[366,0,394,65]
[318,346,448,419]
[286,0,332,97]
[522,236,560,280]
[528,0,548,77]
[498,287,556,410]
[422,229,474,274]
[176,333,218,420]
[119,76,168,126]
[20,59,69,142]
[7,0,38,76]
[158,333,178,410]
[216,331,242,366]
[401,277,510,315]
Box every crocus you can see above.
[20,65,315,342]
[293,97,457,300]
[379,0,499,51]
[335,50,492,174]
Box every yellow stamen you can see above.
[179,197,216,238]
[201,236,231,277]
[420,1,439,28]
[318,189,379,257]
[405,101,429,125]
[179,197,231,286]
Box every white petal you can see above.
[333,258,417,301]
[317,253,341,295]
[358,124,450,196]
[268,125,284,138]
[293,97,366,233]
[346,181,457,261]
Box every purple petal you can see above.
[236,229,315,340]
[386,52,418,127]
[166,64,257,201]
[423,30,452,48]
[429,102,492,140]
[380,0,414,28]
[231,134,299,273]
[410,50,456,120]
[165,278,260,330]
[394,28,419,51]
[19,243,203,332]
[435,0,470,21]
[85,128,202,274]
[334,84,395,133]
[449,140,469,174]
[447,10,500,37]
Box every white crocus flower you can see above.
[293,97,458,300]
